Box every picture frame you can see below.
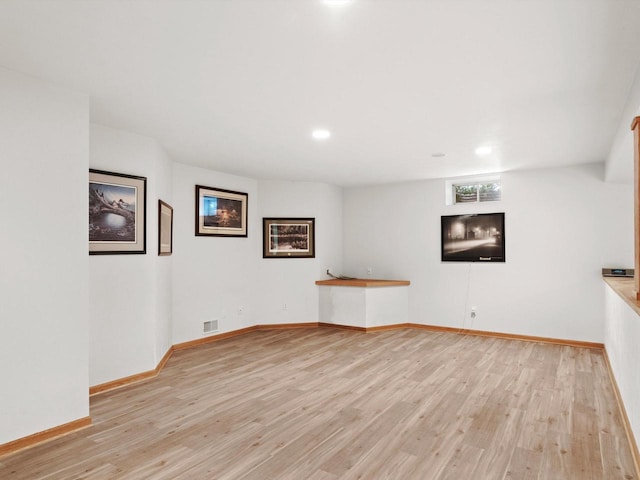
[195,185,248,237]
[158,200,173,256]
[263,218,315,258]
[441,212,505,262]
[89,169,146,255]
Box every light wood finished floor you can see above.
[0,327,636,479]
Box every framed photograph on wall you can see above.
[441,212,505,262]
[158,200,173,256]
[195,185,248,237]
[89,169,146,255]
[263,218,315,258]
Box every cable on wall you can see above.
[460,262,473,331]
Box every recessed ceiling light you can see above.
[475,146,492,156]
[431,152,446,158]
[322,0,351,6]
[312,129,331,140]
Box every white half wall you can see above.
[256,180,343,325]
[89,124,173,386]
[0,67,89,444]
[318,285,408,328]
[343,164,633,342]
[604,285,640,450]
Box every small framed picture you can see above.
[158,200,173,256]
[89,169,146,255]
[195,185,248,237]
[263,218,315,258]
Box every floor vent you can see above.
[203,320,219,334]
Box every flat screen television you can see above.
[441,212,505,262]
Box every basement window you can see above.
[445,176,501,205]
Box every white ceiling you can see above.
[1,0,639,186]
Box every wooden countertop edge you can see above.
[315,279,410,287]
[603,276,640,316]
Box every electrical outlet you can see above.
[367,267,373,275]
[470,306,477,318]
[283,303,288,311]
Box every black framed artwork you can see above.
[89,169,147,255]
[158,199,173,256]
[195,185,248,237]
[441,212,505,262]
[263,218,315,258]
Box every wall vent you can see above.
[203,320,219,334]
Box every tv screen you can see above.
[441,212,505,262]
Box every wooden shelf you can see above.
[315,278,410,288]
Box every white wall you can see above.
[0,67,89,444]
[171,171,343,344]
[343,164,633,342]
[171,163,260,344]
[604,285,640,449]
[256,180,343,324]
[89,124,173,386]
[154,142,173,363]
[605,62,640,184]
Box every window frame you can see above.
[445,175,502,206]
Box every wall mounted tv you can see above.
[441,212,505,262]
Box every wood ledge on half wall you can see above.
[315,278,410,287]
[603,276,640,317]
